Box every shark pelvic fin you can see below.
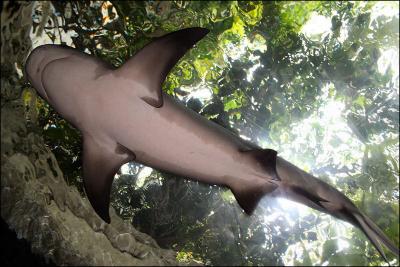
[116,27,210,108]
[82,134,135,223]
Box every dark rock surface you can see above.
[0,217,56,266]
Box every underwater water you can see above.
[1,1,398,266]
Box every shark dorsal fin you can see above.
[115,27,209,108]
[82,134,135,223]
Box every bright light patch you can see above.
[337,238,350,251]
[301,12,331,41]
[223,33,267,61]
[277,198,311,218]
[334,220,352,251]
[120,163,131,174]
[323,99,345,117]
[179,83,214,102]
[378,49,398,74]
[279,83,365,183]
[283,241,308,266]
[30,2,75,48]
[247,62,261,82]
[188,87,213,101]
[135,167,153,188]
[337,20,349,43]
[277,81,370,264]
[239,134,252,141]
[15,62,23,78]
[370,1,399,21]
[101,1,118,25]
[378,48,399,93]
[224,38,249,61]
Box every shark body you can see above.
[25,28,398,261]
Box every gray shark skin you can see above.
[25,28,398,261]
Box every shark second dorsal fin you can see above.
[115,27,210,108]
[240,148,281,181]
[82,134,135,223]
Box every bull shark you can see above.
[25,27,398,261]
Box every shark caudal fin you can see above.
[352,211,399,262]
[307,199,399,263]
[231,148,280,215]
[327,203,399,263]
[115,27,209,108]
[275,157,399,262]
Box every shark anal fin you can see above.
[82,134,135,223]
[116,27,210,108]
[231,181,278,215]
[229,148,281,214]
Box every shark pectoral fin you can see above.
[116,27,210,108]
[231,180,278,215]
[82,135,135,223]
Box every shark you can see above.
[24,27,398,261]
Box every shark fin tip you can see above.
[231,181,278,215]
[141,96,163,108]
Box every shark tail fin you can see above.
[231,148,280,215]
[331,204,399,263]
[275,157,399,262]
[305,186,399,261]
[352,211,400,262]
[313,199,398,263]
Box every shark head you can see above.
[24,45,67,103]
[24,44,113,128]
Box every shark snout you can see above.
[25,44,75,102]
[25,45,47,78]
[25,45,54,101]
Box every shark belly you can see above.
[106,93,268,188]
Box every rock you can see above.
[0,2,191,265]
